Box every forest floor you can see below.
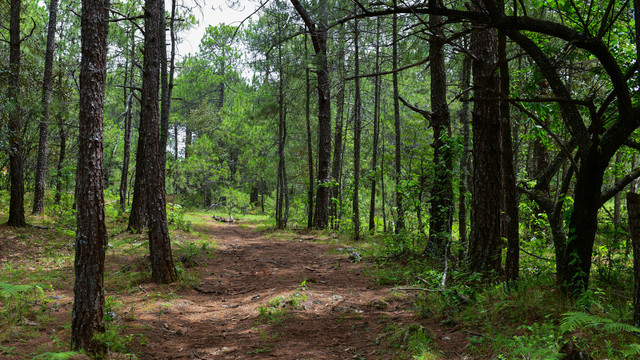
[0,213,472,360]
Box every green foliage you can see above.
[380,324,440,359]
[559,311,640,335]
[168,205,192,232]
[0,283,51,329]
[31,352,82,360]
[92,296,139,356]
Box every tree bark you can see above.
[369,18,382,232]
[305,35,314,229]
[352,11,362,240]
[392,2,405,233]
[626,192,640,327]
[143,0,176,284]
[468,3,503,275]
[33,0,59,214]
[331,25,346,229]
[499,13,519,283]
[428,0,453,251]
[71,0,109,351]
[276,30,288,230]
[7,0,25,227]
[119,25,135,212]
[291,0,332,229]
[458,38,472,264]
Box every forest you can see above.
[1,0,640,358]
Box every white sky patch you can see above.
[175,0,258,58]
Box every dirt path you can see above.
[129,221,467,359]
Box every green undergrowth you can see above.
[363,242,639,359]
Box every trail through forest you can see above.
[0,218,471,359]
[132,221,469,359]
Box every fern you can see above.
[0,282,42,299]
[31,351,82,360]
[623,343,640,357]
[560,311,640,334]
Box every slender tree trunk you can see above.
[352,12,362,240]
[54,111,66,205]
[305,35,314,228]
[276,35,288,230]
[291,0,331,229]
[392,3,405,233]
[428,0,453,250]
[369,18,382,232]
[468,4,503,275]
[119,26,135,212]
[7,0,26,227]
[71,0,109,351]
[458,39,472,264]
[142,0,176,284]
[33,0,59,214]
[500,17,519,283]
[331,25,346,228]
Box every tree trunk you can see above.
[427,0,453,251]
[71,0,109,351]
[33,0,59,214]
[499,19,519,283]
[331,25,346,229]
[468,5,503,275]
[458,38,472,264]
[562,147,605,294]
[626,192,640,327]
[143,0,176,284]
[392,3,405,233]
[276,34,288,230]
[291,0,332,229]
[305,35,314,229]
[352,12,362,241]
[7,0,26,227]
[369,18,381,232]
[128,135,148,232]
[54,111,67,205]
[119,26,135,212]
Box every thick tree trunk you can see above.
[392,5,405,233]
[352,13,361,240]
[71,0,109,352]
[626,192,640,327]
[468,7,503,275]
[33,0,59,214]
[128,137,148,232]
[8,0,25,227]
[143,0,176,284]
[428,0,453,251]
[291,0,332,229]
[562,147,605,294]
